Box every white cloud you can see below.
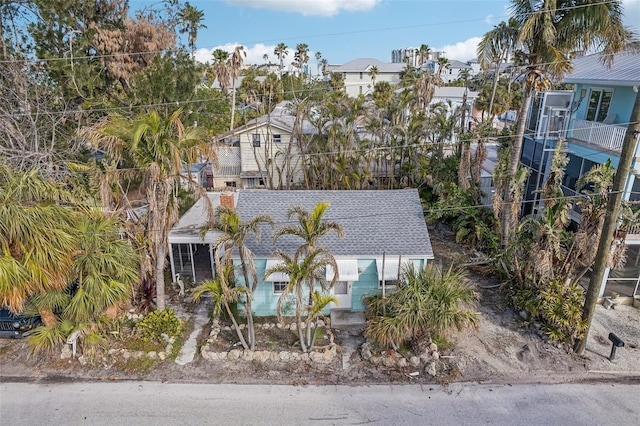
[225,0,380,17]
[484,14,494,26]
[438,37,482,62]
[622,0,640,31]
[195,43,305,67]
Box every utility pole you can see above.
[575,90,640,355]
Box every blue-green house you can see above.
[234,189,434,315]
[168,189,434,315]
[519,49,640,299]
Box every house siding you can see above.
[236,258,427,316]
[521,52,640,298]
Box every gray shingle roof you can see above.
[332,58,406,73]
[564,50,640,85]
[234,189,433,259]
[215,101,316,141]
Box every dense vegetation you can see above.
[0,0,635,355]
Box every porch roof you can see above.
[326,259,360,281]
[168,192,231,244]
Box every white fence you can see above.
[571,119,629,151]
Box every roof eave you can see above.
[564,78,640,86]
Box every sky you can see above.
[133,0,640,70]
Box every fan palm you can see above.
[364,263,478,352]
[0,163,77,314]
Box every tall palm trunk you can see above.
[501,85,533,246]
[230,77,237,131]
[238,250,256,350]
[488,63,500,117]
[296,284,307,353]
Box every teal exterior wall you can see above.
[572,83,636,126]
[234,257,428,317]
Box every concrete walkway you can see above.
[175,302,210,365]
[329,311,366,370]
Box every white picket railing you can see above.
[571,119,628,151]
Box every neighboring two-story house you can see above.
[331,58,406,98]
[519,49,640,300]
[212,102,315,190]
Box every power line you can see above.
[0,0,619,65]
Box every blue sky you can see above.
[133,0,640,69]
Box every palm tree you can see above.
[293,43,310,76]
[477,19,519,118]
[410,72,437,113]
[81,108,215,310]
[229,45,246,131]
[436,57,450,81]
[266,247,337,352]
[208,205,274,350]
[0,162,77,315]
[319,58,329,76]
[364,263,478,352]
[209,49,230,92]
[274,43,288,78]
[368,65,379,90]
[418,44,431,67]
[500,0,633,245]
[193,263,249,349]
[314,51,322,76]
[177,2,206,60]
[27,210,140,353]
[273,202,344,256]
[262,53,269,64]
[272,202,344,343]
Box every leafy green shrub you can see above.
[136,309,183,343]
[505,279,586,344]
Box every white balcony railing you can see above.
[571,119,628,151]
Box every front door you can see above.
[331,281,352,310]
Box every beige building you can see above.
[212,103,315,190]
[331,58,406,98]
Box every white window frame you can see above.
[273,281,287,294]
[585,88,613,123]
[252,133,261,147]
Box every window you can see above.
[585,89,613,122]
[272,134,282,144]
[359,72,363,79]
[252,134,261,147]
[246,178,265,188]
[273,281,287,294]
[224,181,237,187]
[359,86,363,94]
[378,279,399,288]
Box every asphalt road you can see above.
[1,381,638,425]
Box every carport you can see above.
[167,192,234,284]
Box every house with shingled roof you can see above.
[167,189,434,315]
[212,102,316,190]
[331,58,406,98]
